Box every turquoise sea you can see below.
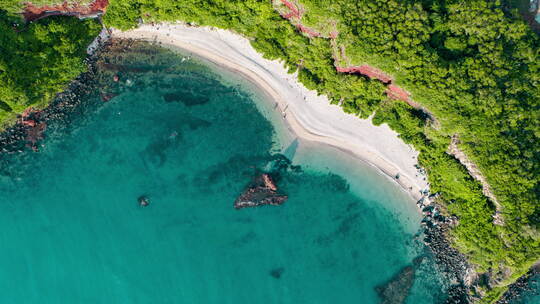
[510,273,540,304]
[0,42,448,303]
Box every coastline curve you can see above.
[111,23,429,201]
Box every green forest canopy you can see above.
[0,0,538,302]
[0,11,100,125]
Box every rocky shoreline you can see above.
[356,189,476,303]
[0,59,100,155]
[0,37,163,155]
[422,216,473,303]
[416,191,522,303]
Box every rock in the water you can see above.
[376,264,416,304]
[234,173,287,209]
[138,196,150,207]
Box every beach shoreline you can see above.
[111,23,429,201]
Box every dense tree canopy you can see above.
[0,11,100,125]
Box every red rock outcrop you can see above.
[386,84,410,101]
[336,65,393,84]
[296,23,320,37]
[278,0,322,38]
[22,0,109,22]
[275,0,418,105]
[279,0,301,19]
[20,107,47,150]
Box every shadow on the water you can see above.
[163,91,210,106]
[282,138,299,160]
[231,231,258,247]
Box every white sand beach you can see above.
[112,23,429,200]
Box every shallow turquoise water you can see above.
[510,273,540,304]
[0,43,447,303]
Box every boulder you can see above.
[234,173,287,209]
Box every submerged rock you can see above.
[270,267,285,279]
[375,265,415,304]
[376,266,415,304]
[234,173,287,209]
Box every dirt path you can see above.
[447,135,504,225]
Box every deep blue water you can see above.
[0,42,447,303]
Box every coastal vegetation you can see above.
[0,0,538,302]
[0,9,100,126]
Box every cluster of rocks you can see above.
[424,222,473,303]
[416,194,474,303]
[234,173,288,209]
[414,156,474,302]
[0,122,31,153]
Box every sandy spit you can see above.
[111,23,429,201]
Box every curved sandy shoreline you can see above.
[111,23,429,201]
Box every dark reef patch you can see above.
[270,267,285,279]
[376,265,415,304]
[232,231,257,246]
[375,256,425,304]
[142,136,179,167]
[163,91,210,106]
[185,117,211,130]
